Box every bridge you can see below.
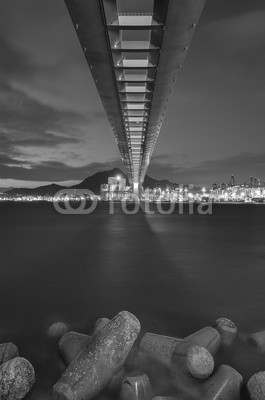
[64,0,206,195]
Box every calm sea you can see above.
[1,202,265,399]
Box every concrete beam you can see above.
[64,0,133,181]
[64,0,206,185]
[140,0,206,182]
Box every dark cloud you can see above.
[0,153,28,166]
[0,82,87,134]
[0,0,265,187]
[0,82,88,160]
[0,11,108,156]
[0,79,109,168]
[0,31,37,81]
[0,155,123,182]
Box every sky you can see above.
[0,0,265,190]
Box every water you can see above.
[1,202,265,399]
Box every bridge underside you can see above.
[65,0,206,185]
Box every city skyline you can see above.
[0,0,265,190]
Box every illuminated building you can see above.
[209,176,265,203]
[100,176,129,200]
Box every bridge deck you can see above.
[64,0,206,184]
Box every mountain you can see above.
[5,168,178,196]
[71,168,128,194]
[143,175,178,190]
[6,183,65,197]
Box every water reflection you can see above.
[1,203,265,398]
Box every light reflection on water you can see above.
[1,203,265,399]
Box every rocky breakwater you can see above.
[3,312,265,399]
[51,314,265,400]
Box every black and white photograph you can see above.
[1,0,265,399]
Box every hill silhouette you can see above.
[6,168,178,196]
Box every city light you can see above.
[1,176,265,204]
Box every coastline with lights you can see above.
[1,188,265,204]
[1,172,265,204]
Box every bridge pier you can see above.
[133,183,140,200]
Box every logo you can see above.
[53,189,98,214]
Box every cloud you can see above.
[1,1,265,189]
[0,31,38,81]
[0,153,29,166]
[0,156,123,184]
[0,77,110,171]
[0,82,90,162]
[0,179,80,192]
[0,81,88,136]
[3,150,264,189]
[0,21,117,180]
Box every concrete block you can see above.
[215,318,237,345]
[247,371,265,400]
[52,311,141,400]
[0,357,35,399]
[172,342,214,380]
[201,364,242,400]
[138,333,182,365]
[249,331,265,352]
[59,331,91,364]
[59,330,124,391]
[0,343,19,365]
[185,327,221,356]
[120,372,152,400]
[108,367,125,391]
[186,345,214,379]
[91,318,110,336]
[48,322,68,339]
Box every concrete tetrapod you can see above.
[59,331,92,364]
[0,343,19,365]
[59,317,111,364]
[120,372,152,400]
[185,327,221,356]
[0,357,35,400]
[186,345,214,379]
[247,371,265,400]
[138,333,182,366]
[215,318,237,346]
[201,364,243,400]
[172,342,214,380]
[249,331,265,352]
[92,318,110,336]
[59,331,125,390]
[52,311,141,400]
[48,322,68,339]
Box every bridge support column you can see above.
[133,183,140,200]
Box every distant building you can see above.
[100,184,109,200]
[100,175,129,200]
